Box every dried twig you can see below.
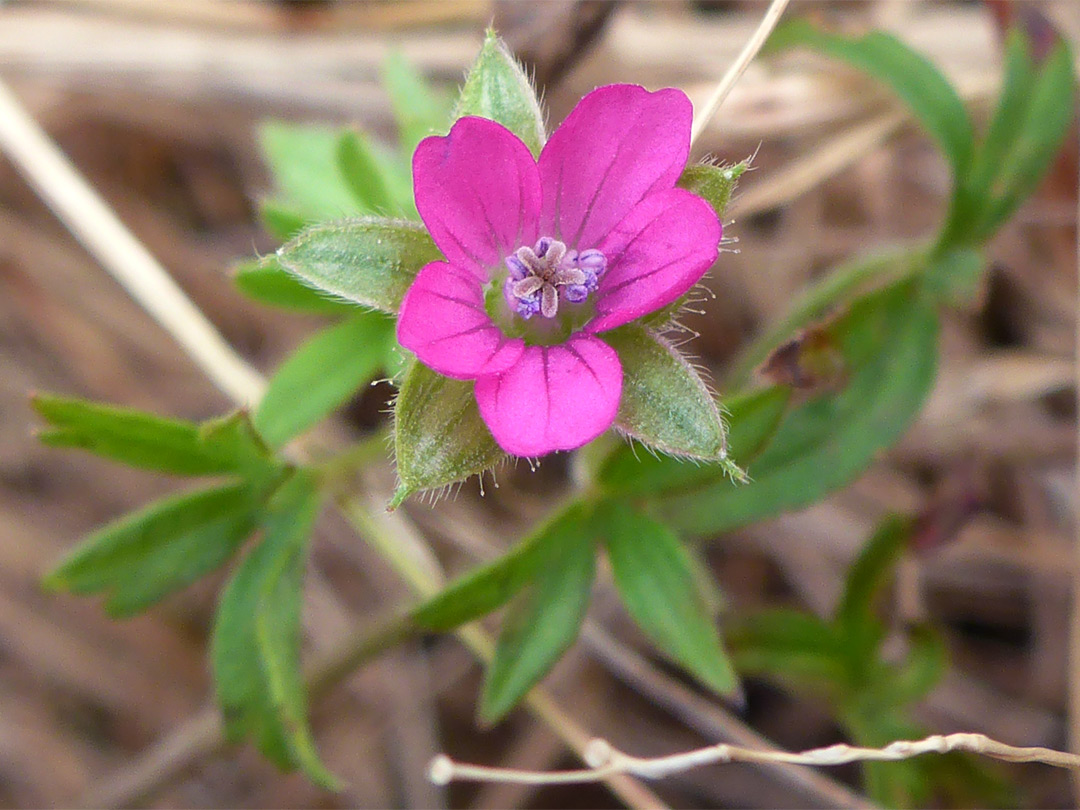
[689,0,791,145]
[0,77,265,407]
[430,732,1080,787]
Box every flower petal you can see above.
[475,335,622,456]
[397,261,524,379]
[588,189,721,333]
[413,117,541,278]
[538,85,691,251]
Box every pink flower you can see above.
[396,85,722,457]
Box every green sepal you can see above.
[44,481,262,616]
[677,160,748,220]
[596,385,790,498]
[233,256,357,315]
[454,29,546,156]
[276,217,441,313]
[391,361,507,508]
[603,325,733,467]
[212,472,339,790]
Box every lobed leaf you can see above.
[411,504,591,632]
[33,395,246,477]
[480,509,596,722]
[258,122,363,223]
[336,130,397,215]
[835,514,912,641]
[728,609,847,695]
[975,36,1076,238]
[212,472,337,788]
[45,482,260,616]
[259,201,308,242]
[383,50,452,156]
[255,311,395,447]
[601,502,739,696]
[276,218,441,313]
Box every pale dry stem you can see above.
[431,732,1080,787]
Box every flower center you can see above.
[503,237,606,320]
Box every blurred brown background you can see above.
[0,0,1078,807]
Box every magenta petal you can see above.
[475,335,622,456]
[397,261,524,379]
[538,85,691,251]
[412,117,540,278]
[588,189,721,333]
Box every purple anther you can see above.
[504,237,607,320]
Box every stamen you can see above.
[503,237,607,320]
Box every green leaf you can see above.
[391,361,507,508]
[596,386,790,498]
[258,122,363,222]
[480,513,595,722]
[921,246,984,304]
[259,200,308,241]
[454,29,545,156]
[601,502,738,696]
[45,482,259,616]
[605,325,728,461]
[336,130,396,215]
[383,50,451,156]
[728,609,847,694]
[662,281,939,536]
[727,246,921,388]
[232,256,357,315]
[212,472,338,788]
[276,217,441,313]
[768,19,974,181]
[677,161,748,220]
[255,311,394,447]
[976,37,1076,238]
[835,515,911,640]
[878,625,946,706]
[198,410,281,483]
[32,394,246,477]
[411,504,591,631]
[966,28,1038,207]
